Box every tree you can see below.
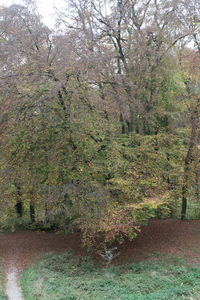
[0,1,200,247]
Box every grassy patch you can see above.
[21,252,200,300]
[0,289,5,299]
[0,273,6,300]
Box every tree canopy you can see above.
[0,0,200,249]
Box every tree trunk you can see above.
[181,164,189,220]
[181,102,199,219]
[30,204,35,223]
[44,203,50,225]
[181,134,194,220]
[15,184,23,217]
[195,164,200,202]
[126,119,133,133]
[120,113,126,134]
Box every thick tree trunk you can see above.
[195,160,200,201]
[126,119,133,133]
[15,184,23,217]
[181,160,190,220]
[181,128,198,219]
[30,204,35,223]
[15,201,23,217]
[44,204,50,225]
[181,133,195,220]
[181,100,199,220]
[195,144,200,202]
[120,113,126,134]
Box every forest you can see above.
[0,0,200,253]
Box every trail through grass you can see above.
[21,252,200,300]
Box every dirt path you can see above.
[5,267,23,300]
[0,231,82,299]
[118,219,200,264]
[1,220,200,298]
[0,231,82,271]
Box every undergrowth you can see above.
[21,252,200,300]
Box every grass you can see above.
[21,252,200,300]
[0,272,6,300]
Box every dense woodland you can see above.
[0,0,200,249]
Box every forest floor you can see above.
[1,219,200,299]
[1,219,200,269]
[117,219,200,264]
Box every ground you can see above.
[1,219,200,269]
[1,219,200,299]
[118,219,200,264]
